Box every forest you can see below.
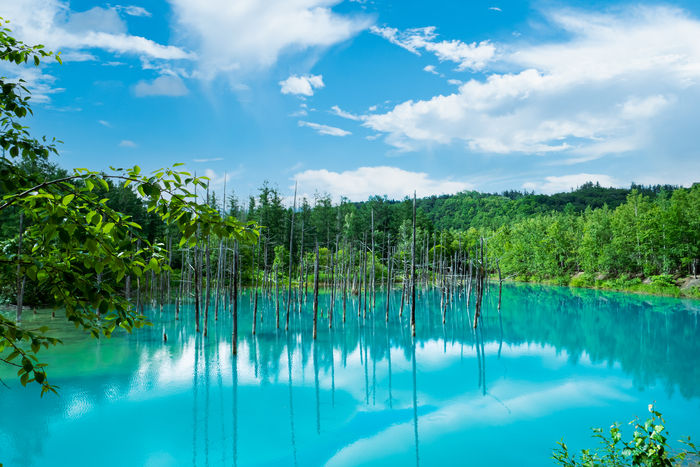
[3,155,699,310]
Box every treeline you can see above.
[2,157,699,306]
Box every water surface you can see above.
[1,283,699,466]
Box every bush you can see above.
[651,274,676,287]
[571,273,595,288]
[552,405,700,466]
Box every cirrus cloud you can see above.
[298,121,351,136]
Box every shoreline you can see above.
[505,275,700,301]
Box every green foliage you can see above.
[0,22,258,395]
[650,275,675,288]
[552,405,700,467]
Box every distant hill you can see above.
[354,182,682,232]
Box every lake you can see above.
[1,282,699,466]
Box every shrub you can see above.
[552,405,700,466]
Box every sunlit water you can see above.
[1,283,699,466]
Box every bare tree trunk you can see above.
[371,210,375,309]
[204,233,211,337]
[329,248,334,329]
[286,186,297,330]
[363,233,368,319]
[16,211,25,324]
[313,242,320,339]
[252,238,259,335]
[232,241,239,354]
[275,263,280,328]
[386,235,391,322]
[215,238,223,320]
[342,238,347,322]
[194,242,201,333]
[411,191,417,337]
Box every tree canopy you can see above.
[0,18,258,395]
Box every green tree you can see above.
[0,20,258,395]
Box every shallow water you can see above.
[1,283,699,467]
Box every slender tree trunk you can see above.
[204,233,211,337]
[194,242,201,333]
[313,242,320,339]
[16,211,25,324]
[252,238,259,335]
[411,191,417,336]
[329,249,334,329]
[386,234,391,322]
[286,185,297,330]
[275,263,280,328]
[371,210,375,309]
[232,241,239,354]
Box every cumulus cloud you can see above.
[294,166,472,201]
[363,6,700,161]
[133,75,189,97]
[523,174,620,194]
[4,1,195,61]
[370,26,496,71]
[280,74,324,96]
[168,0,372,78]
[423,65,439,74]
[298,121,352,136]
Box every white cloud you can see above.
[119,140,137,147]
[280,74,324,96]
[289,109,308,117]
[117,5,152,17]
[98,120,111,127]
[370,26,496,71]
[294,166,472,201]
[4,2,195,61]
[133,75,189,97]
[423,65,439,74]
[447,79,463,85]
[363,6,700,160]
[298,121,352,136]
[619,95,672,120]
[193,158,224,162]
[0,63,63,103]
[330,105,363,121]
[61,51,99,62]
[203,166,244,189]
[168,0,372,78]
[489,7,502,12]
[523,174,620,194]
[369,105,377,111]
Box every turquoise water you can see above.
[1,283,699,466]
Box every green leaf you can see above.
[62,194,75,205]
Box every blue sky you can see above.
[4,0,700,202]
